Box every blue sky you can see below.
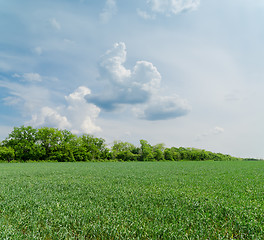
[1,0,264,158]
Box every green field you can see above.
[0,162,264,239]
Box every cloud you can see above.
[100,0,117,23]
[195,126,224,141]
[224,92,240,102]
[12,72,58,83]
[98,42,131,84]
[0,80,50,113]
[86,42,161,111]
[30,86,101,134]
[86,42,190,120]
[22,73,42,82]
[212,126,224,135]
[49,18,61,30]
[137,9,155,20]
[138,95,191,120]
[33,47,43,55]
[0,61,11,71]
[2,96,21,106]
[89,59,161,110]
[30,107,71,129]
[0,78,101,134]
[64,86,101,134]
[140,0,200,18]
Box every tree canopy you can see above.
[0,126,242,162]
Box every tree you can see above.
[36,127,76,161]
[79,134,108,161]
[2,126,43,161]
[153,143,165,161]
[0,146,15,162]
[111,141,138,161]
[139,140,154,161]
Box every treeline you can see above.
[0,126,241,162]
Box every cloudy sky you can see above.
[1,0,264,158]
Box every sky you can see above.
[1,0,264,158]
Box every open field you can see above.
[0,161,264,239]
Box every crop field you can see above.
[0,161,264,239]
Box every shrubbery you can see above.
[0,126,241,162]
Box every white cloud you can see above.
[22,73,42,82]
[1,79,101,134]
[86,42,190,120]
[137,9,155,20]
[49,18,61,30]
[0,61,11,71]
[31,107,71,129]
[213,126,224,135]
[138,95,191,120]
[63,39,75,45]
[12,73,20,78]
[29,86,101,134]
[195,126,225,141]
[145,0,200,17]
[98,42,131,84]
[12,73,58,83]
[2,96,21,106]
[225,92,240,102]
[65,86,101,134]
[100,0,117,23]
[0,81,50,113]
[86,42,161,111]
[33,47,43,55]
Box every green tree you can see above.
[164,148,174,161]
[2,126,43,161]
[139,140,154,161]
[111,141,138,161]
[36,127,76,161]
[153,143,165,161]
[79,134,107,161]
[0,146,15,162]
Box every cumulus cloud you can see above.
[31,107,71,129]
[64,86,101,134]
[86,43,158,110]
[30,86,101,134]
[139,0,200,18]
[138,96,191,120]
[0,79,101,134]
[100,0,117,23]
[86,42,190,120]
[86,42,161,110]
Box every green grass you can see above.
[0,161,264,239]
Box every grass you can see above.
[0,161,264,239]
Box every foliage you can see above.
[111,141,138,161]
[0,161,264,239]
[0,146,14,162]
[0,126,242,162]
[2,126,41,161]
